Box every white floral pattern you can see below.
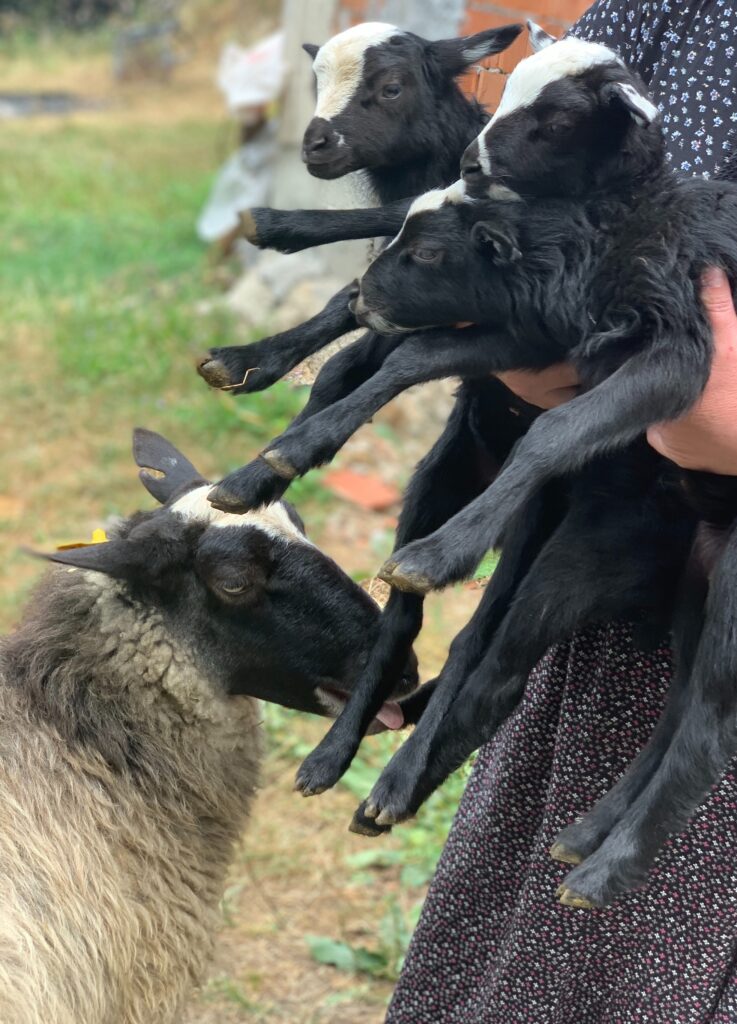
[387,3,737,1021]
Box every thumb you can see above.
[701,266,735,321]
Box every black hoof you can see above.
[261,448,298,480]
[209,458,289,513]
[197,355,233,390]
[556,886,596,910]
[549,841,585,866]
[349,801,393,837]
[295,740,355,798]
[238,208,261,246]
[378,561,433,595]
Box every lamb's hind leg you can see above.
[198,282,358,395]
[552,535,706,873]
[381,344,707,593]
[559,527,730,909]
[361,471,692,829]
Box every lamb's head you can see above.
[38,430,417,729]
[353,180,524,333]
[301,21,522,179]
[462,24,662,198]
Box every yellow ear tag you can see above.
[56,528,109,551]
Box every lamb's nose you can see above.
[348,283,364,316]
[305,134,328,154]
[461,141,485,185]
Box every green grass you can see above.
[264,704,471,982]
[0,114,327,628]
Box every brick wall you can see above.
[335,0,592,111]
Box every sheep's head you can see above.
[300,21,522,179]
[462,26,662,198]
[36,430,417,729]
[354,179,524,333]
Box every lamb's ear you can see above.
[28,540,155,581]
[601,81,659,126]
[527,20,556,52]
[133,428,208,505]
[471,221,522,263]
[302,42,320,61]
[428,24,523,75]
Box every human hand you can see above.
[647,267,737,474]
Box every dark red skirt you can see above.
[387,623,737,1023]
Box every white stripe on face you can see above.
[406,179,468,218]
[477,37,622,168]
[387,179,468,251]
[172,486,311,546]
[313,22,401,121]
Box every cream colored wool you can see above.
[0,570,262,1024]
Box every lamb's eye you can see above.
[382,83,402,99]
[412,247,441,264]
[542,120,573,138]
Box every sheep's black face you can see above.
[355,185,521,334]
[463,38,661,199]
[302,23,522,179]
[44,432,418,727]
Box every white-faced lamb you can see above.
[342,37,737,909]
[202,31,737,908]
[197,19,523,396]
[0,429,416,1024]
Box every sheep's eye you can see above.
[217,580,248,596]
[382,83,402,99]
[412,247,441,264]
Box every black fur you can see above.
[198,24,522,397]
[342,64,737,906]
[2,431,418,778]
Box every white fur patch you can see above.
[172,486,310,545]
[313,22,401,121]
[613,81,659,124]
[490,37,621,126]
[407,179,468,219]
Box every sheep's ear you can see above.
[28,540,156,581]
[601,80,659,126]
[302,42,320,61]
[428,24,523,75]
[133,428,209,505]
[471,221,522,263]
[527,21,556,52]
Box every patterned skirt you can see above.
[386,622,737,1024]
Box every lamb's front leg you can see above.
[381,346,707,593]
[294,385,519,800]
[241,200,413,253]
[197,281,358,394]
[209,325,501,512]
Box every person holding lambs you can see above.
[387,3,737,1024]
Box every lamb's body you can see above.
[0,572,260,1024]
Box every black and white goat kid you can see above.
[197,20,522,397]
[343,37,737,908]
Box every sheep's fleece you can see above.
[0,569,261,1024]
